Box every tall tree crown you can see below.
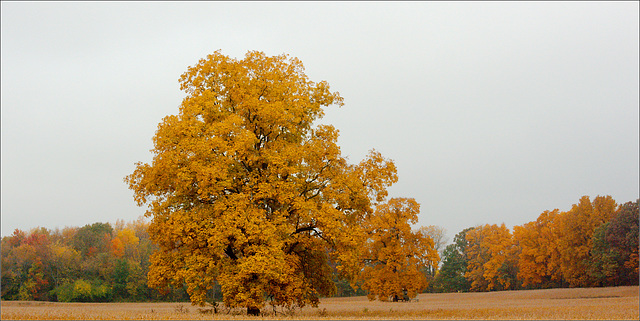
[125,51,398,313]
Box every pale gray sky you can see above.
[2,2,638,243]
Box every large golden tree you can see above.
[125,51,398,315]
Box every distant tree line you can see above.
[428,196,639,293]
[1,218,192,302]
[2,195,637,303]
[0,218,370,302]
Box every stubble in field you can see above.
[1,286,638,320]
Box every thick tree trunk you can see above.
[247,307,260,316]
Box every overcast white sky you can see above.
[2,2,638,243]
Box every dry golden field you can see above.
[1,286,638,320]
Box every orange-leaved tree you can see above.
[513,209,563,288]
[125,51,398,315]
[465,223,519,292]
[555,195,617,287]
[359,198,438,301]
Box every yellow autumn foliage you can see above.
[513,209,562,288]
[465,223,519,292]
[360,198,439,301]
[555,195,618,287]
[125,51,403,314]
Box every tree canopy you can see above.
[359,198,438,301]
[125,51,412,314]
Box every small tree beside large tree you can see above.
[359,198,439,301]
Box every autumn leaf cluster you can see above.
[0,219,191,302]
[125,51,438,313]
[432,196,639,293]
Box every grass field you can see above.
[1,286,638,320]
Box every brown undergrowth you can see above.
[2,285,638,320]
